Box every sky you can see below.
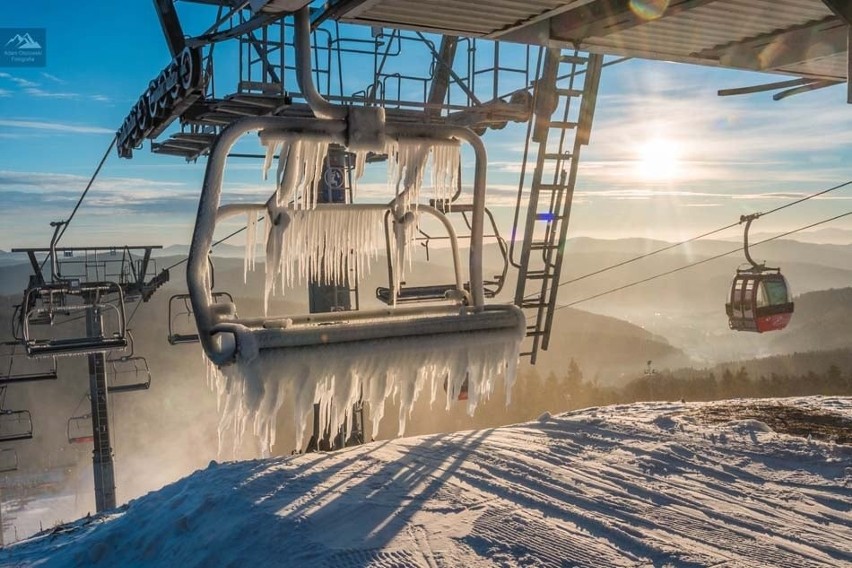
[1,1,852,250]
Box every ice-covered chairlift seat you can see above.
[186,116,525,367]
[21,281,128,357]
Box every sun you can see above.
[636,138,681,181]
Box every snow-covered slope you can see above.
[3,398,850,567]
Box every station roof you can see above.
[320,0,850,82]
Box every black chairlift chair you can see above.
[726,214,794,333]
[66,414,93,445]
[0,341,58,385]
[0,447,19,473]
[20,280,128,357]
[0,409,34,443]
[106,332,151,394]
[18,222,129,358]
[168,292,235,345]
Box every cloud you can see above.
[0,119,114,134]
[0,170,192,215]
[0,72,109,102]
[23,87,80,99]
[0,89,10,97]
[40,72,65,84]
[0,72,38,88]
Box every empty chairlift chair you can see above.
[185,116,525,442]
[726,214,794,332]
[0,447,18,472]
[0,398,33,443]
[106,332,151,393]
[20,279,128,357]
[0,341,58,385]
[168,292,234,345]
[67,414,94,445]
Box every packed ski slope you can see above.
[3,397,850,567]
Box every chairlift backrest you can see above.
[0,408,34,442]
[0,447,19,472]
[168,292,234,345]
[107,355,152,394]
[0,342,58,385]
[67,414,94,444]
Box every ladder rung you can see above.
[522,301,544,309]
[555,88,583,97]
[560,54,588,65]
[543,152,573,160]
[549,121,578,129]
[529,242,554,251]
[533,183,565,192]
[526,272,552,280]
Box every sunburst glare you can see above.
[636,138,681,181]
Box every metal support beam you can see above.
[425,36,459,119]
[550,0,715,41]
[822,0,852,25]
[86,308,116,513]
[698,16,848,75]
[152,0,187,57]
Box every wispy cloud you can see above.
[0,72,110,103]
[40,72,65,84]
[0,72,38,88]
[0,119,114,134]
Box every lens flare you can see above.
[636,138,680,180]
[629,0,670,20]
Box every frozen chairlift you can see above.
[187,115,525,447]
[726,214,794,333]
[106,332,151,393]
[185,7,523,451]
[67,414,94,445]
[0,447,19,473]
[189,116,524,366]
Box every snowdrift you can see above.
[3,397,850,567]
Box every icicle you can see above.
[351,149,369,199]
[264,207,384,304]
[244,211,259,284]
[209,326,522,455]
[431,142,460,206]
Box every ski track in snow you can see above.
[2,397,850,567]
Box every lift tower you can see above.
[12,239,166,512]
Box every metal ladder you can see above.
[511,49,603,363]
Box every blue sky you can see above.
[1,1,851,250]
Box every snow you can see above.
[4,397,850,567]
[210,329,521,457]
